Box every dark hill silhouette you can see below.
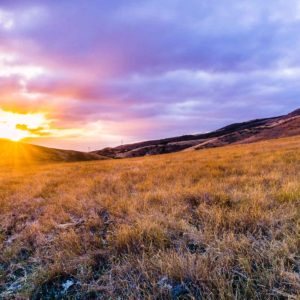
[93,108,300,158]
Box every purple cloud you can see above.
[0,0,300,149]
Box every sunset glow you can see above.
[0,109,48,141]
[0,2,300,299]
[0,1,299,150]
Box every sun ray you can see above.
[0,109,49,141]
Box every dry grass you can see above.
[0,136,300,299]
[0,139,105,166]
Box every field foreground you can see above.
[0,136,300,299]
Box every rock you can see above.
[171,283,189,299]
[157,276,172,290]
[31,274,79,300]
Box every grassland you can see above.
[0,136,300,299]
[0,139,105,166]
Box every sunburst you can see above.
[0,109,47,141]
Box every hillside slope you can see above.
[190,109,300,150]
[93,108,300,158]
[0,136,299,299]
[0,139,106,165]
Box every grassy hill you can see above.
[0,139,106,166]
[0,135,299,299]
[94,108,300,158]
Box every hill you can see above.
[0,135,299,299]
[93,108,300,158]
[0,139,106,165]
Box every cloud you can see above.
[0,0,300,149]
[15,123,50,136]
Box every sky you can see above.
[0,0,299,150]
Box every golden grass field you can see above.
[0,136,300,299]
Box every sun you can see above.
[0,109,48,141]
[2,128,27,141]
